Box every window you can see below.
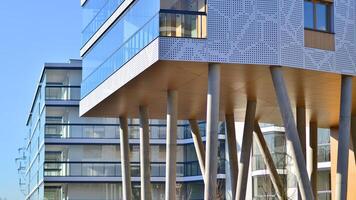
[304,0,333,32]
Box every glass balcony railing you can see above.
[81,12,207,98]
[82,0,125,45]
[44,161,224,177]
[44,123,216,140]
[81,14,160,97]
[318,144,330,162]
[45,86,81,101]
[44,161,121,177]
[45,124,120,139]
[252,153,287,171]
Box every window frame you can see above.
[304,0,334,33]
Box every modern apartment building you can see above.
[15,59,333,200]
[78,0,356,199]
[248,125,331,200]
[16,60,228,200]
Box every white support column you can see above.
[235,100,256,200]
[119,117,132,200]
[204,63,221,200]
[165,90,178,200]
[254,121,287,200]
[139,105,152,200]
[225,114,238,199]
[336,75,353,200]
[309,121,318,199]
[189,119,206,178]
[270,66,314,200]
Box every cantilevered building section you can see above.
[79,0,356,199]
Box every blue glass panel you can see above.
[316,3,327,31]
[82,0,125,45]
[83,0,160,79]
[81,14,160,97]
[82,0,109,30]
[304,1,314,29]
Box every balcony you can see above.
[45,86,81,101]
[44,161,224,177]
[44,123,221,140]
[82,0,125,45]
[252,152,287,171]
[45,124,120,139]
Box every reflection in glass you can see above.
[316,3,327,31]
[304,0,332,32]
[161,0,206,12]
[304,1,314,29]
[160,13,207,38]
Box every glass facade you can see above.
[82,0,125,45]
[81,0,207,98]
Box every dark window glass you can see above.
[304,1,314,29]
[161,0,206,12]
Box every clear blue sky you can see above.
[0,1,81,199]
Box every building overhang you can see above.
[80,56,356,128]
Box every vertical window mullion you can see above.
[313,1,317,30]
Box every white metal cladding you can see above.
[159,0,356,75]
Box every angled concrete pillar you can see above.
[270,66,314,200]
[225,114,238,199]
[189,119,205,178]
[165,90,178,200]
[309,121,318,199]
[235,100,256,200]
[336,75,353,200]
[352,116,356,164]
[139,106,152,200]
[119,117,132,200]
[204,63,221,200]
[254,121,287,200]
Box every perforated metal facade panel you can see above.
[159,0,356,75]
